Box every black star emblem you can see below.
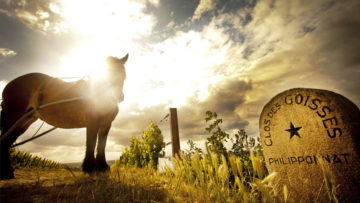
[285,122,302,139]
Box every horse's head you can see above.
[106,54,128,102]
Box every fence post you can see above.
[170,108,180,158]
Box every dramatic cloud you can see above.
[0,0,66,34]
[1,0,359,162]
[178,78,252,139]
[59,0,156,39]
[123,17,232,109]
[0,0,157,37]
[192,0,217,21]
[112,77,252,139]
[232,0,360,136]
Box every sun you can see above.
[59,45,108,80]
[54,0,154,81]
[53,0,216,109]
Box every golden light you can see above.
[53,0,228,109]
[59,45,108,80]
[55,0,155,82]
[57,0,154,39]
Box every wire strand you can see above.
[160,113,169,123]
[31,121,45,138]
[11,127,57,148]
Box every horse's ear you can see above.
[119,54,129,64]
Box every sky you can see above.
[0,0,359,163]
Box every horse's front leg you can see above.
[82,125,99,173]
[96,124,111,171]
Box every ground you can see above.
[0,167,83,202]
[0,166,172,202]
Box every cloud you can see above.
[16,122,123,162]
[1,0,157,39]
[102,0,360,149]
[111,103,170,144]
[108,77,252,147]
[0,0,158,80]
[148,0,160,7]
[19,143,86,163]
[224,0,360,138]
[244,0,360,95]
[122,16,232,111]
[2,0,360,162]
[0,0,66,34]
[192,0,217,21]
[60,0,156,39]
[0,48,16,57]
[178,78,252,140]
[0,48,16,63]
[141,0,360,143]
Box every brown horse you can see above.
[0,54,128,179]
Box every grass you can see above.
[1,149,339,202]
[57,167,172,202]
[160,152,278,202]
[1,166,172,202]
[317,158,339,203]
[2,151,275,202]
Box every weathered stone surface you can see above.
[259,88,360,202]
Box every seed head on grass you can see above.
[317,158,339,203]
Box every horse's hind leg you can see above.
[0,142,13,179]
[96,124,111,171]
[0,107,37,179]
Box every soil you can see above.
[0,167,83,202]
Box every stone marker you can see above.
[259,88,360,202]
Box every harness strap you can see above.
[0,76,90,145]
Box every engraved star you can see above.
[285,122,302,139]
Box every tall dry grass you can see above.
[160,151,279,202]
[3,150,339,202]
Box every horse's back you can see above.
[1,73,51,132]
[2,72,119,129]
[2,73,51,113]
[2,73,88,126]
[3,73,51,99]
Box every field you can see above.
[0,150,271,202]
[0,166,169,202]
[0,112,340,202]
[0,150,339,203]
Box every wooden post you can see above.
[170,108,180,158]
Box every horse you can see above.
[0,54,128,179]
